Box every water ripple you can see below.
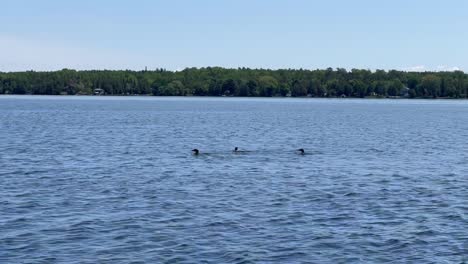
[0,96,467,263]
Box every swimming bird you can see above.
[297,148,305,155]
[192,149,199,155]
[233,147,249,153]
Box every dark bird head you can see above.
[234,147,239,152]
[191,149,199,155]
[297,148,305,154]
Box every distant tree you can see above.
[192,82,209,96]
[373,81,388,96]
[159,80,185,95]
[151,81,160,95]
[308,79,322,96]
[351,80,367,97]
[237,81,249,96]
[246,80,258,96]
[0,67,467,99]
[406,76,419,89]
[387,79,403,96]
[325,79,339,97]
[221,79,237,96]
[208,80,222,96]
[291,80,308,97]
[420,75,441,98]
[257,76,278,96]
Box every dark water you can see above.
[1,96,467,263]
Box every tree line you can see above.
[1,67,467,98]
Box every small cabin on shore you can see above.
[400,87,410,97]
[93,88,105,95]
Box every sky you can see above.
[1,0,467,72]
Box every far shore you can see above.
[1,94,467,100]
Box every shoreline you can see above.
[1,94,467,100]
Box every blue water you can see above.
[1,96,467,263]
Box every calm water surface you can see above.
[1,96,467,263]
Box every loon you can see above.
[233,147,249,153]
[297,148,305,155]
[192,149,199,155]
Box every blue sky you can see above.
[1,0,467,72]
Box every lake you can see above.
[1,96,467,263]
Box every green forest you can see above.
[1,67,467,98]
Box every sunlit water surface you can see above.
[1,96,467,263]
